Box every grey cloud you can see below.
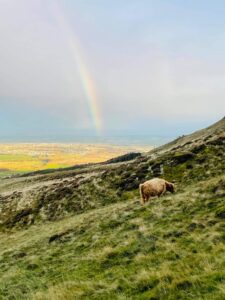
[0,0,224,134]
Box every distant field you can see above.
[0,143,151,176]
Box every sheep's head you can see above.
[166,182,175,193]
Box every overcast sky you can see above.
[0,0,224,141]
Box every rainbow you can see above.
[52,1,103,135]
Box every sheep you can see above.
[139,178,174,205]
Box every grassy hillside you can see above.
[0,118,224,299]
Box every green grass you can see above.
[0,176,225,299]
[0,154,34,162]
[0,123,224,299]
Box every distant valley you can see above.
[0,143,151,176]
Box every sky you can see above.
[0,0,224,142]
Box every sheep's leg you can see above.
[141,196,147,205]
[140,197,145,205]
[145,195,150,203]
[159,186,167,197]
[140,194,146,205]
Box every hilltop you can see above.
[0,117,224,299]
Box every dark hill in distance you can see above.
[0,117,224,299]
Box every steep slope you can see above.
[0,117,224,299]
[0,117,224,228]
[0,175,225,299]
[147,116,225,156]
